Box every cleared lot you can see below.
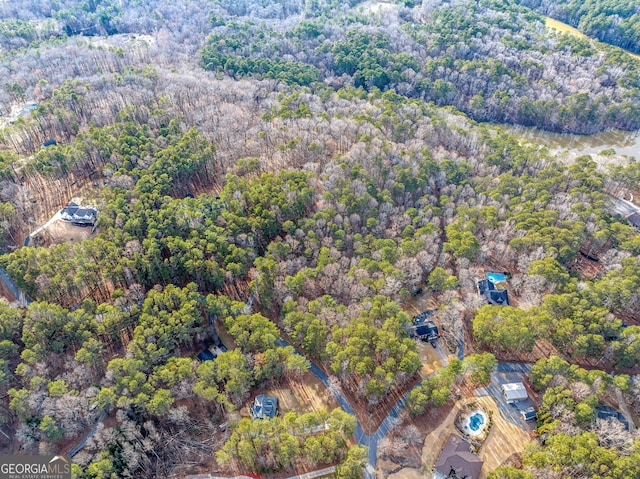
[475,369,536,431]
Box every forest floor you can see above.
[404,293,437,317]
[87,33,155,50]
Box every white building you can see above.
[502,382,528,403]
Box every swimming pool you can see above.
[461,411,487,437]
[486,272,506,283]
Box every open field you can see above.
[37,219,96,245]
[474,396,533,478]
[416,340,444,377]
[242,372,340,419]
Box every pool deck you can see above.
[461,410,487,437]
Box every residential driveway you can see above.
[609,195,639,217]
[474,369,535,432]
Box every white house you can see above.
[60,201,98,226]
[502,382,528,403]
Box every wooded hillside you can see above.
[1,1,640,478]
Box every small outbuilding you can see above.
[197,349,216,362]
[251,395,278,420]
[520,407,536,421]
[502,382,528,403]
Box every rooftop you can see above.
[487,289,509,306]
[596,405,629,430]
[251,395,277,420]
[502,382,528,401]
[627,212,640,228]
[409,322,439,340]
[502,382,526,392]
[434,434,483,479]
[477,279,495,296]
[60,201,98,226]
[197,349,216,362]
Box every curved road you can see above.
[67,411,107,457]
[276,338,460,478]
[279,321,533,479]
[0,267,31,306]
[0,278,530,476]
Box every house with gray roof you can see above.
[433,434,483,479]
[60,201,98,226]
[251,395,277,420]
[477,276,509,306]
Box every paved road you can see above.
[67,411,107,457]
[0,210,63,305]
[0,267,31,306]
[615,388,636,433]
[276,338,378,476]
[457,324,464,360]
[28,210,62,240]
[496,362,533,373]
[433,341,449,366]
[609,195,639,217]
[276,335,451,478]
[278,334,430,475]
[0,282,534,477]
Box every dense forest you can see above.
[201,0,640,133]
[1,1,640,478]
[495,356,640,478]
[519,0,640,54]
